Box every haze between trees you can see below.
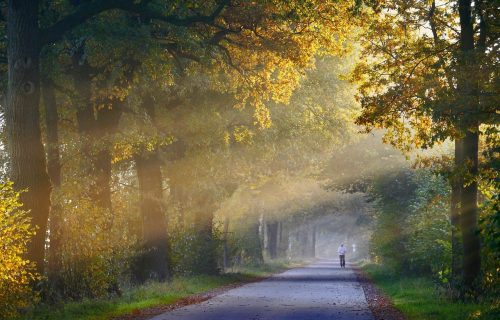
[0,1,498,319]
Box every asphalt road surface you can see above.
[150,260,374,320]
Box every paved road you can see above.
[150,260,374,320]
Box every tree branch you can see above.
[208,24,241,45]
[40,0,230,46]
[475,0,487,50]
[427,0,455,89]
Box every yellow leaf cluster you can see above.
[191,0,356,127]
[0,182,39,320]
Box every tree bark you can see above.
[72,55,121,214]
[42,78,60,189]
[132,95,173,282]
[460,129,480,289]
[300,229,310,258]
[94,104,122,212]
[241,217,264,265]
[450,138,463,283]
[194,210,218,274]
[6,0,51,275]
[223,216,230,270]
[254,219,264,264]
[266,220,278,259]
[42,77,63,289]
[135,151,169,282]
[193,191,218,275]
[72,53,94,137]
[458,0,481,291]
[277,221,289,258]
[311,225,316,259]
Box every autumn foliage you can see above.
[0,183,38,320]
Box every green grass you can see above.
[362,264,500,320]
[24,261,295,320]
[230,259,303,277]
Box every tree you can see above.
[6,0,51,275]
[353,0,498,292]
[41,75,63,291]
[6,0,359,276]
[5,0,232,274]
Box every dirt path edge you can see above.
[352,264,407,320]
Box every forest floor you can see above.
[359,264,500,320]
[25,262,298,320]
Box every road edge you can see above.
[352,264,407,320]
[113,263,303,320]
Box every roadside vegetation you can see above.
[356,164,499,320]
[363,264,499,320]
[25,261,298,320]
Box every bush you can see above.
[169,222,223,275]
[406,170,451,280]
[0,182,39,320]
[369,169,416,270]
[479,178,500,298]
[50,185,137,300]
[369,168,452,279]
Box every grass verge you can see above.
[24,261,297,320]
[362,264,499,320]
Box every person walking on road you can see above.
[338,244,347,268]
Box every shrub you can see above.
[369,168,452,279]
[0,182,39,320]
[405,170,451,279]
[49,183,137,300]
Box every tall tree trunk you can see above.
[193,191,218,275]
[242,218,264,265]
[451,139,463,283]
[276,221,281,253]
[266,220,278,259]
[311,225,316,259]
[194,209,218,274]
[276,221,284,258]
[168,177,186,228]
[131,95,172,282]
[300,229,310,258]
[94,148,112,211]
[223,216,230,270]
[6,0,51,275]
[93,102,122,214]
[42,77,63,290]
[71,53,118,213]
[278,221,289,258]
[460,130,480,289]
[42,78,60,189]
[72,54,94,155]
[458,0,481,291]
[135,151,169,282]
[254,219,264,264]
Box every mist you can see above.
[2,1,496,318]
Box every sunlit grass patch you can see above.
[362,264,500,320]
[229,259,303,277]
